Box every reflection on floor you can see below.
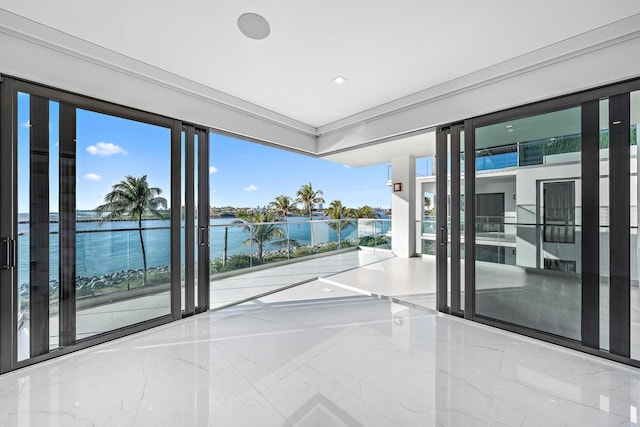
[473,261,640,358]
[475,261,582,340]
[2,282,639,426]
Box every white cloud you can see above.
[244,184,258,192]
[20,120,31,128]
[83,173,103,181]
[86,142,127,156]
[209,166,218,174]
[342,164,352,169]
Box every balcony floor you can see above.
[210,248,396,309]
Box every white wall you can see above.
[391,155,416,257]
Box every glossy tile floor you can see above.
[3,281,640,426]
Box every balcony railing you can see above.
[209,217,391,272]
[16,217,392,311]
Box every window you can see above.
[543,181,575,243]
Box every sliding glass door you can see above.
[0,77,190,372]
[472,106,583,341]
[439,78,640,366]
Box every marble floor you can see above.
[2,282,640,426]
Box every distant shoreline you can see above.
[18,217,170,224]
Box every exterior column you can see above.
[391,155,416,257]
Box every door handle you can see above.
[2,238,16,270]
[199,227,207,246]
[439,227,446,247]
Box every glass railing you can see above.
[210,217,392,274]
[357,218,392,249]
[388,156,435,181]
[16,217,393,316]
[421,215,436,234]
[419,215,584,265]
[18,223,173,311]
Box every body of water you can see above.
[17,215,390,284]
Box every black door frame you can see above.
[436,124,463,316]
[182,124,210,316]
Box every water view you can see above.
[17,214,391,289]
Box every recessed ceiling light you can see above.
[238,13,270,40]
[332,76,347,85]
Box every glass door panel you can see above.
[180,129,187,312]
[196,129,210,312]
[447,133,452,309]
[194,132,199,308]
[1,77,181,373]
[15,92,64,360]
[75,108,172,339]
[16,91,31,361]
[599,98,610,351]
[460,130,465,311]
[474,107,582,340]
[630,90,640,359]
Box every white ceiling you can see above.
[322,131,436,167]
[1,0,639,129]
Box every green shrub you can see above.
[292,247,315,257]
[211,254,264,273]
[359,235,389,247]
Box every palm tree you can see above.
[95,175,167,286]
[269,195,296,256]
[296,183,325,221]
[236,210,286,263]
[353,205,379,219]
[269,195,295,219]
[324,200,355,249]
[424,196,432,212]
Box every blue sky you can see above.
[17,92,392,213]
[209,133,390,209]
